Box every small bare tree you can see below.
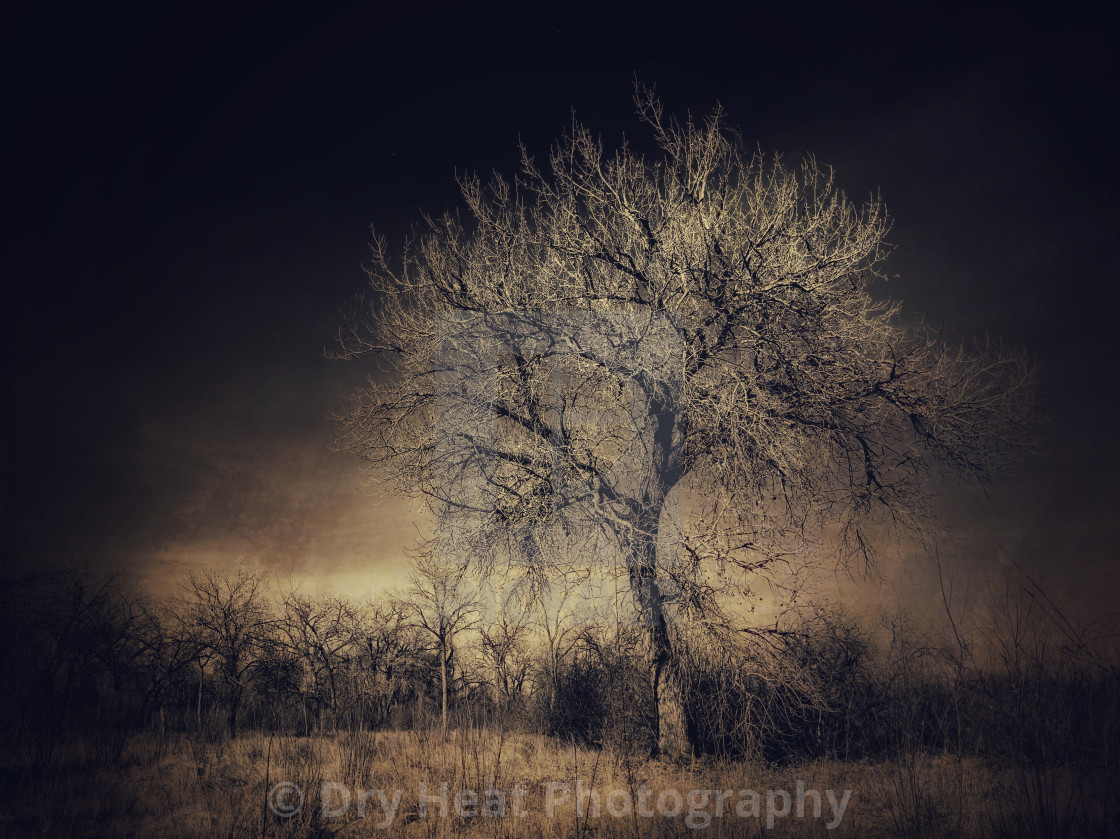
[398,556,478,730]
[530,571,597,725]
[351,596,419,727]
[334,86,1034,756]
[177,568,275,738]
[477,582,533,715]
[280,592,355,732]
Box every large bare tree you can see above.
[333,87,1033,756]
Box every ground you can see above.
[2,728,1105,838]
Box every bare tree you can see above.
[350,596,419,728]
[398,555,478,730]
[131,595,200,739]
[334,86,1034,756]
[11,571,126,755]
[529,571,598,725]
[477,581,533,715]
[279,591,354,732]
[177,568,275,737]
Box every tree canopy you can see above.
[333,86,1034,755]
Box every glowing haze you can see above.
[2,6,1115,625]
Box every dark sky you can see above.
[3,3,1117,610]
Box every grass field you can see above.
[3,726,1111,838]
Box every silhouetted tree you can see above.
[351,597,418,728]
[280,592,355,731]
[334,85,1034,756]
[398,556,478,730]
[177,568,274,737]
[477,582,532,715]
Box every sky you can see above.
[2,3,1117,618]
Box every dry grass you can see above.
[3,727,1111,838]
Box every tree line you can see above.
[2,560,1116,776]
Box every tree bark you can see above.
[638,407,695,758]
[196,662,204,734]
[439,635,448,731]
[228,691,240,738]
[656,656,694,758]
[631,560,695,758]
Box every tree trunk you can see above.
[631,561,695,758]
[228,691,240,738]
[439,636,448,731]
[629,406,695,759]
[655,655,694,758]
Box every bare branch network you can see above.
[331,86,1033,754]
[336,89,1030,574]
